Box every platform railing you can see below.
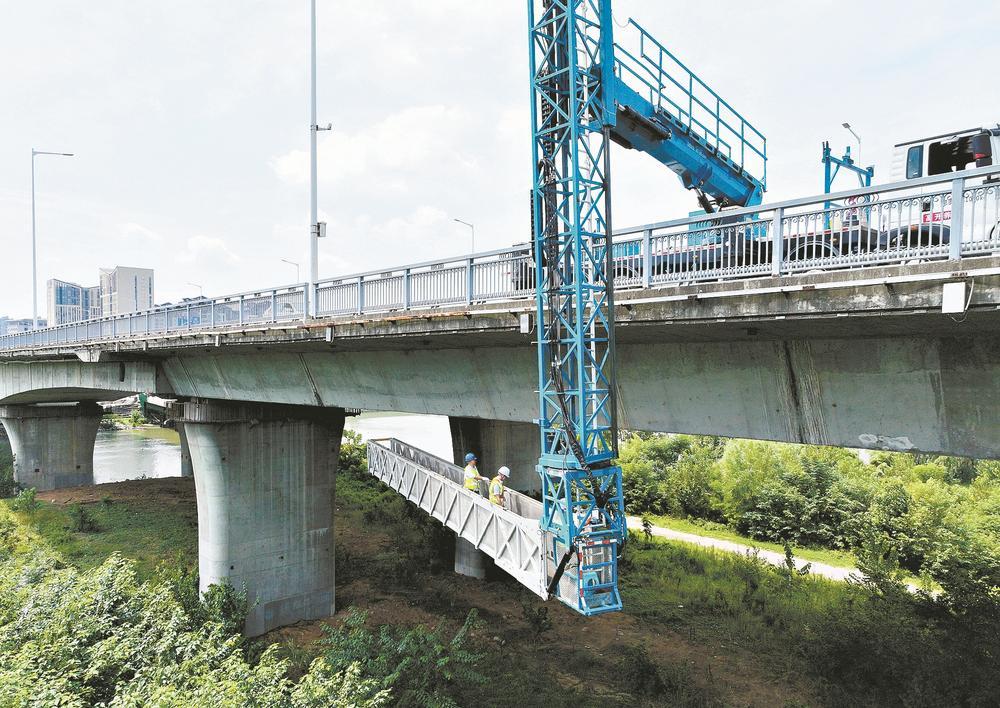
[2,165,998,352]
[612,19,768,187]
[366,438,548,599]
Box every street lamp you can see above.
[454,218,475,253]
[308,0,332,316]
[842,122,861,163]
[186,282,204,298]
[31,148,74,330]
[281,258,301,283]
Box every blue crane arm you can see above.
[609,79,764,208]
[606,19,767,210]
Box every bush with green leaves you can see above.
[68,503,101,533]
[319,608,485,708]
[0,507,394,707]
[10,487,39,513]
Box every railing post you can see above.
[145,312,150,336]
[210,301,215,329]
[466,258,474,305]
[357,276,365,315]
[186,304,192,330]
[949,177,965,260]
[642,229,652,288]
[771,207,784,277]
[270,292,277,323]
[403,269,411,310]
[301,287,309,323]
[239,296,244,326]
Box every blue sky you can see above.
[1,0,998,316]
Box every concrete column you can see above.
[449,417,541,579]
[0,402,103,491]
[175,400,344,637]
[449,417,541,493]
[177,423,193,478]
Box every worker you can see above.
[489,466,511,507]
[463,452,488,494]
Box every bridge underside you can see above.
[154,329,998,459]
[2,258,998,459]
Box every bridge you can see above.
[1,166,998,633]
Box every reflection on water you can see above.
[92,413,454,484]
[93,428,182,484]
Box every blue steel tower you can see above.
[528,0,626,616]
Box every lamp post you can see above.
[187,282,204,298]
[281,259,301,283]
[454,218,475,253]
[31,148,74,330]
[842,122,861,163]
[308,0,332,316]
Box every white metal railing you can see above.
[2,166,998,352]
[367,438,548,598]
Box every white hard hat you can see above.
[498,466,511,478]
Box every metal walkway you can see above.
[367,438,610,607]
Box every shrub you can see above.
[320,608,485,707]
[67,503,100,533]
[10,487,39,513]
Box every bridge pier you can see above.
[449,417,540,493]
[0,403,103,491]
[449,417,541,579]
[177,424,193,478]
[175,400,344,637]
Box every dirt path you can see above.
[627,516,923,594]
[627,515,858,582]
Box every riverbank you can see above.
[6,452,998,705]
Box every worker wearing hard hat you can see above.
[489,466,511,507]
[463,453,488,494]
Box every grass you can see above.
[645,513,859,569]
[3,495,197,580]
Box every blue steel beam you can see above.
[529,0,627,616]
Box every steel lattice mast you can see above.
[529,0,626,616]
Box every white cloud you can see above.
[177,235,240,266]
[118,222,161,242]
[271,105,476,186]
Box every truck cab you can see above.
[886,126,1000,247]
[891,126,1000,182]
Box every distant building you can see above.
[0,317,45,335]
[47,279,102,325]
[100,266,154,316]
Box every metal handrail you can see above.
[2,166,998,352]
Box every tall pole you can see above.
[308,0,319,314]
[31,152,37,330]
[453,218,475,253]
[30,149,73,330]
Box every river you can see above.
[92,413,453,483]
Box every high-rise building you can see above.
[47,279,101,326]
[100,266,154,316]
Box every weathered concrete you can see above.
[448,417,488,578]
[157,331,1000,460]
[178,423,193,478]
[449,417,540,493]
[175,400,345,637]
[0,359,156,405]
[0,403,103,490]
[3,257,1000,459]
[453,537,487,579]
